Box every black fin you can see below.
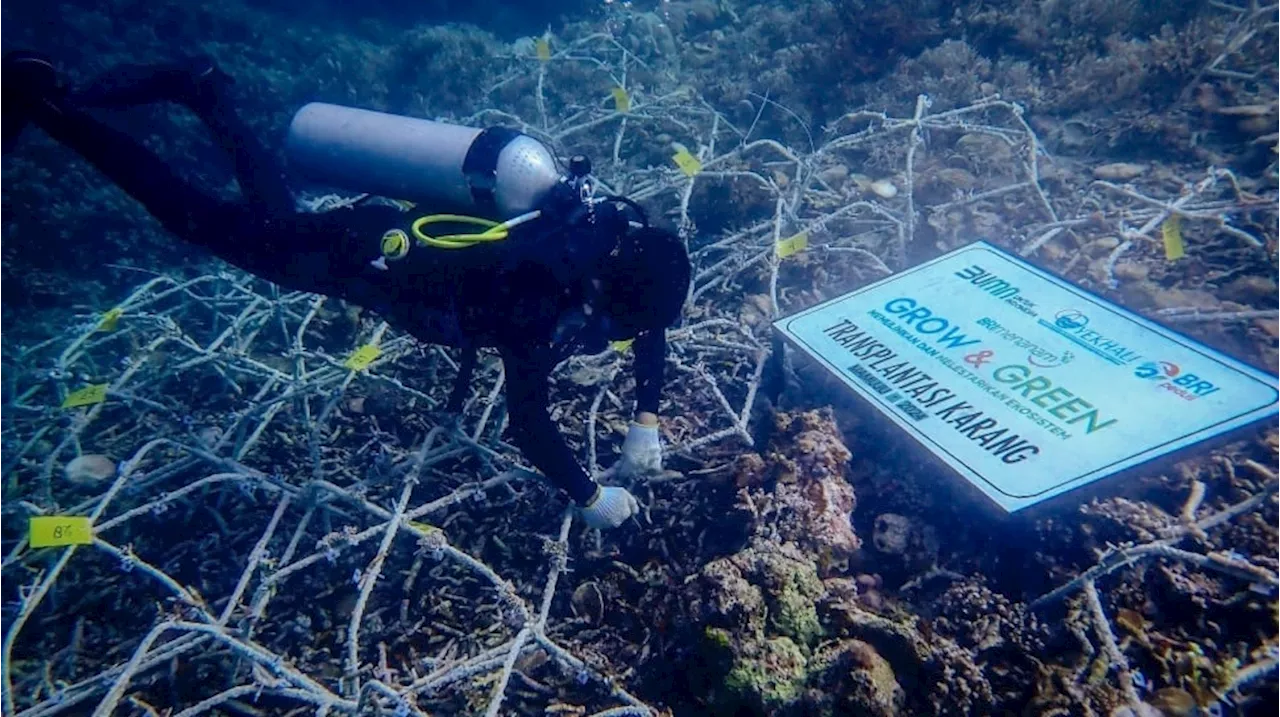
[4,51,58,97]
[0,110,23,152]
[2,51,60,152]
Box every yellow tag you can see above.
[409,521,440,534]
[610,339,634,353]
[62,383,109,408]
[97,307,123,332]
[776,232,809,259]
[672,149,702,177]
[535,38,551,61]
[1161,215,1185,261]
[611,87,631,113]
[29,516,94,548]
[344,344,382,371]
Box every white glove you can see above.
[579,485,640,530]
[617,422,662,477]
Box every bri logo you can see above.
[1135,361,1221,401]
[1134,361,1180,380]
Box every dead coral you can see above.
[1081,497,1179,543]
[822,598,997,714]
[692,552,769,636]
[931,578,1049,660]
[388,24,504,115]
[929,577,1049,704]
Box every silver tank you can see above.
[284,102,562,219]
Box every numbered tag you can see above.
[29,516,94,548]
[97,307,123,332]
[62,383,109,409]
[776,232,809,259]
[672,149,702,177]
[610,339,634,353]
[535,37,551,62]
[1161,215,1185,261]
[344,344,382,371]
[611,87,631,113]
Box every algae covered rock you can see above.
[692,539,908,716]
[686,411,887,715]
[720,635,808,712]
[807,639,904,717]
[700,605,908,717]
[754,543,825,646]
[693,540,824,647]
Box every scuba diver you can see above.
[3,51,691,530]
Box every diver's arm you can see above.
[614,329,667,477]
[447,347,478,414]
[633,329,666,421]
[499,344,598,505]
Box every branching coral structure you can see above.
[2,1,1278,714]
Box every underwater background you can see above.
[1,0,1277,715]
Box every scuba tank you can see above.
[284,102,651,293]
[284,102,563,220]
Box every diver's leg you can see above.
[10,79,362,297]
[2,109,28,153]
[69,57,223,109]
[70,56,295,218]
[5,52,397,307]
[4,54,239,243]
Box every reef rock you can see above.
[806,639,904,717]
[871,512,940,570]
[64,454,116,486]
[734,409,860,567]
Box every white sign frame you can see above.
[773,241,1279,512]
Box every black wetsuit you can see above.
[9,62,664,504]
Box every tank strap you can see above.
[462,127,522,217]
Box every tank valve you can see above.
[568,155,592,179]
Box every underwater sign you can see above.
[774,241,1279,513]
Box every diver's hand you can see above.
[617,421,662,477]
[579,485,640,530]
